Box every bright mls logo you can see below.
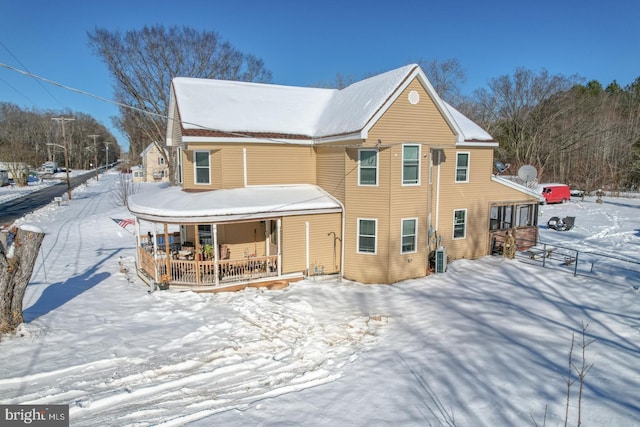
[1,405,68,426]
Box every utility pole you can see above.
[88,134,100,181]
[51,117,75,200]
[104,141,111,170]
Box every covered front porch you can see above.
[136,219,291,291]
[127,184,344,291]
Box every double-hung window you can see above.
[357,219,377,254]
[455,152,470,183]
[359,149,378,186]
[401,218,418,253]
[194,150,210,185]
[453,209,467,239]
[402,144,420,185]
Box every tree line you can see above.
[2,25,639,193]
[0,103,118,185]
[456,68,640,193]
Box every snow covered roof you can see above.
[492,175,545,202]
[140,142,168,157]
[169,64,495,144]
[443,101,494,142]
[128,184,343,223]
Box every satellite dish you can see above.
[494,161,510,174]
[517,165,538,183]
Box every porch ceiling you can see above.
[128,183,342,223]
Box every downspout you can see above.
[435,150,442,231]
[333,197,346,282]
[277,218,282,276]
[243,148,247,188]
[305,221,310,276]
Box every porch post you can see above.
[134,218,141,267]
[163,223,170,282]
[194,224,201,285]
[277,218,282,276]
[152,228,158,282]
[213,224,219,287]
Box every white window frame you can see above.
[357,218,377,254]
[402,144,421,186]
[401,218,418,254]
[358,149,378,186]
[194,150,210,185]
[455,152,470,183]
[453,209,467,239]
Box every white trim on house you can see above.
[357,218,378,255]
[401,217,419,254]
[453,208,467,240]
[455,152,471,183]
[358,149,379,187]
[401,143,421,186]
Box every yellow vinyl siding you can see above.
[181,146,230,191]
[387,144,429,282]
[367,79,456,146]
[281,213,342,275]
[245,144,316,185]
[434,147,538,260]
[217,222,267,259]
[182,143,315,190]
[342,78,456,284]
[181,149,196,190]
[316,145,346,204]
[343,147,391,283]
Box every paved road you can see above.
[0,171,97,226]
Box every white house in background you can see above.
[140,142,169,182]
[131,165,145,183]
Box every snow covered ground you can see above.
[0,172,639,426]
[0,178,58,204]
[0,170,92,205]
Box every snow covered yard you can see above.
[0,173,638,426]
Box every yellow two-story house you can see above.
[128,64,541,290]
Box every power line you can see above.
[0,62,314,145]
[0,40,65,107]
[0,62,166,120]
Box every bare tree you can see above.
[87,25,273,185]
[417,58,466,105]
[0,103,116,183]
[470,68,579,175]
[109,172,139,207]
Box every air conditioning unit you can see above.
[435,247,447,273]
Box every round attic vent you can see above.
[408,90,420,104]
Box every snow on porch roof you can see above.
[127,183,343,223]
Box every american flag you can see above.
[112,218,135,229]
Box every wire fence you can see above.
[510,237,640,287]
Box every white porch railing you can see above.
[138,248,279,287]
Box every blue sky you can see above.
[1,0,639,151]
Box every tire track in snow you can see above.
[29,177,115,280]
[1,292,388,426]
